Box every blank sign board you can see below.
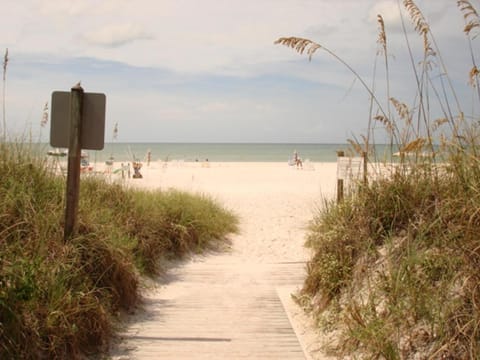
[50,91,106,150]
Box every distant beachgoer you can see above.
[132,161,143,179]
[147,150,151,166]
[293,150,303,169]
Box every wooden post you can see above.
[337,178,344,203]
[64,84,84,241]
[337,150,344,203]
[362,151,368,185]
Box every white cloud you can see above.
[198,102,231,113]
[368,1,403,32]
[37,0,90,18]
[1,0,476,143]
[82,24,153,48]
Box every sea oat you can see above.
[457,0,480,37]
[401,137,426,153]
[377,15,387,55]
[347,138,364,155]
[113,122,118,140]
[403,0,435,60]
[40,102,48,127]
[374,115,394,133]
[390,97,411,124]
[360,134,368,147]
[432,118,449,132]
[469,66,479,87]
[2,48,8,81]
[403,0,429,36]
[274,37,321,61]
[2,48,8,141]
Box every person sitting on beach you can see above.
[132,161,143,178]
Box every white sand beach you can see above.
[126,161,337,262]
[107,161,338,359]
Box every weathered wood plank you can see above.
[111,257,308,359]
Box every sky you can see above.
[1,0,479,143]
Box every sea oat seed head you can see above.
[377,15,387,55]
[469,66,479,87]
[401,138,426,153]
[2,48,8,81]
[275,37,321,61]
[457,0,480,37]
[403,0,430,36]
[390,97,411,123]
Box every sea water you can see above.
[40,143,394,163]
[92,143,346,163]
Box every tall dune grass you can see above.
[278,0,480,358]
[0,141,238,359]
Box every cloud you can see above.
[304,24,338,38]
[2,0,474,143]
[37,0,90,18]
[197,102,232,113]
[82,24,153,48]
[368,1,404,33]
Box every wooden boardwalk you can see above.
[112,255,309,359]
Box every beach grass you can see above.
[302,164,480,358]
[0,141,238,359]
[278,0,480,358]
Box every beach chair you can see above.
[303,159,315,171]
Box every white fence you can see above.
[336,153,367,202]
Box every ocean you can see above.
[40,143,394,163]
[89,143,346,163]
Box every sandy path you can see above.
[110,162,337,359]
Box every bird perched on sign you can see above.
[72,81,82,90]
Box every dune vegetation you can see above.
[277,0,480,358]
[0,142,238,359]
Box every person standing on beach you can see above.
[293,150,302,169]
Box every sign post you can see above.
[50,84,106,242]
[64,84,84,241]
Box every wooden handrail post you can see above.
[362,151,368,185]
[337,150,344,203]
[64,84,84,242]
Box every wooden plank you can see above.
[112,257,308,359]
